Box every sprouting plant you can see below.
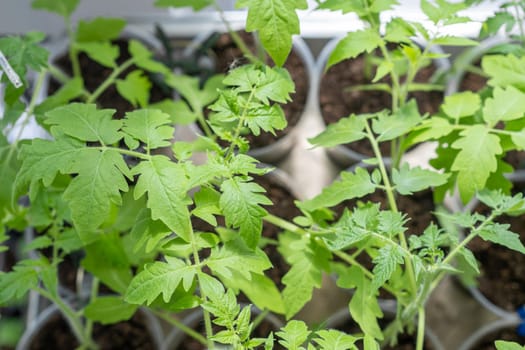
[30,0,175,121]
[315,0,477,166]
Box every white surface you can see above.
[0,0,502,38]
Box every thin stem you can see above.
[88,59,135,104]
[251,308,269,329]
[95,146,151,161]
[225,87,257,159]
[416,307,425,350]
[364,121,418,296]
[213,1,262,65]
[154,310,208,346]
[36,287,98,349]
[263,214,306,235]
[65,16,81,79]
[84,277,100,341]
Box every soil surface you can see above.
[26,310,156,350]
[49,38,172,119]
[210,30,309,150]
[319,45,444,158]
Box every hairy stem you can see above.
[87,59,135,104]
[154,310,208,345]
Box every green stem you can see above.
[84,277,99,341]
[95,146,151,161]
[213,1,262,66]
[36,287,98,349]
[154,310,208,345]
[263,213,306,235]
[416,307,425,350]
[431,212,497,291]
[225,87,257,159]
[65,17,81,79]
[364,121,418,296]
[251,308,269,329]
[88,59,135,104]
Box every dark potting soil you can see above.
[468,187,525,312]
[319,47,444,158]
[210,30,309,150]
[468,326,525,350]
[48,38,172,119]
[27,310,156,350]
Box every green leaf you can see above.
[482,86,525,126]
[441,91,480,121]
[122,109,174,150]
[75,41,118,68]
[166,74,223,116]
[280,234,331,319]
[276,320,311,350]
[314,329,358,350]
[371,245,404,290]
[480,12,515,38]
[237,0,308,66]
[63,149,130,240]
[348,267,383,340]
[326,29,382,69]
[300,168,376,211]
[482,54,525,91]
[392,163,449,195]
[84,296,138,325]
[76,17,126,42]
[408,117,454,144]
[420,0,467,24]
[153,0,213,10]
[451,125,502,202]
[151,99,197,125]
[0,33,48,103]
[132,156,192,242]
[192,187,221,226]
[128,40,170,75]
[219,177,271,249]
[308,114,367,148]
[125,259,195,305]
[432,36,478,46]
[479,223,525,254]
[23,236,52,252]
[82,235,132,294]
[224,272,284,314]
[16,137,80,195]
[31,0,79,18]
[495,340,525,350]
[0,265,38,305]
[207,239,272,280]
[223,65,295,104]
[35,77,84,117]
[372,100,422,141]
[45,103,122,145]
[116,70,151,108]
